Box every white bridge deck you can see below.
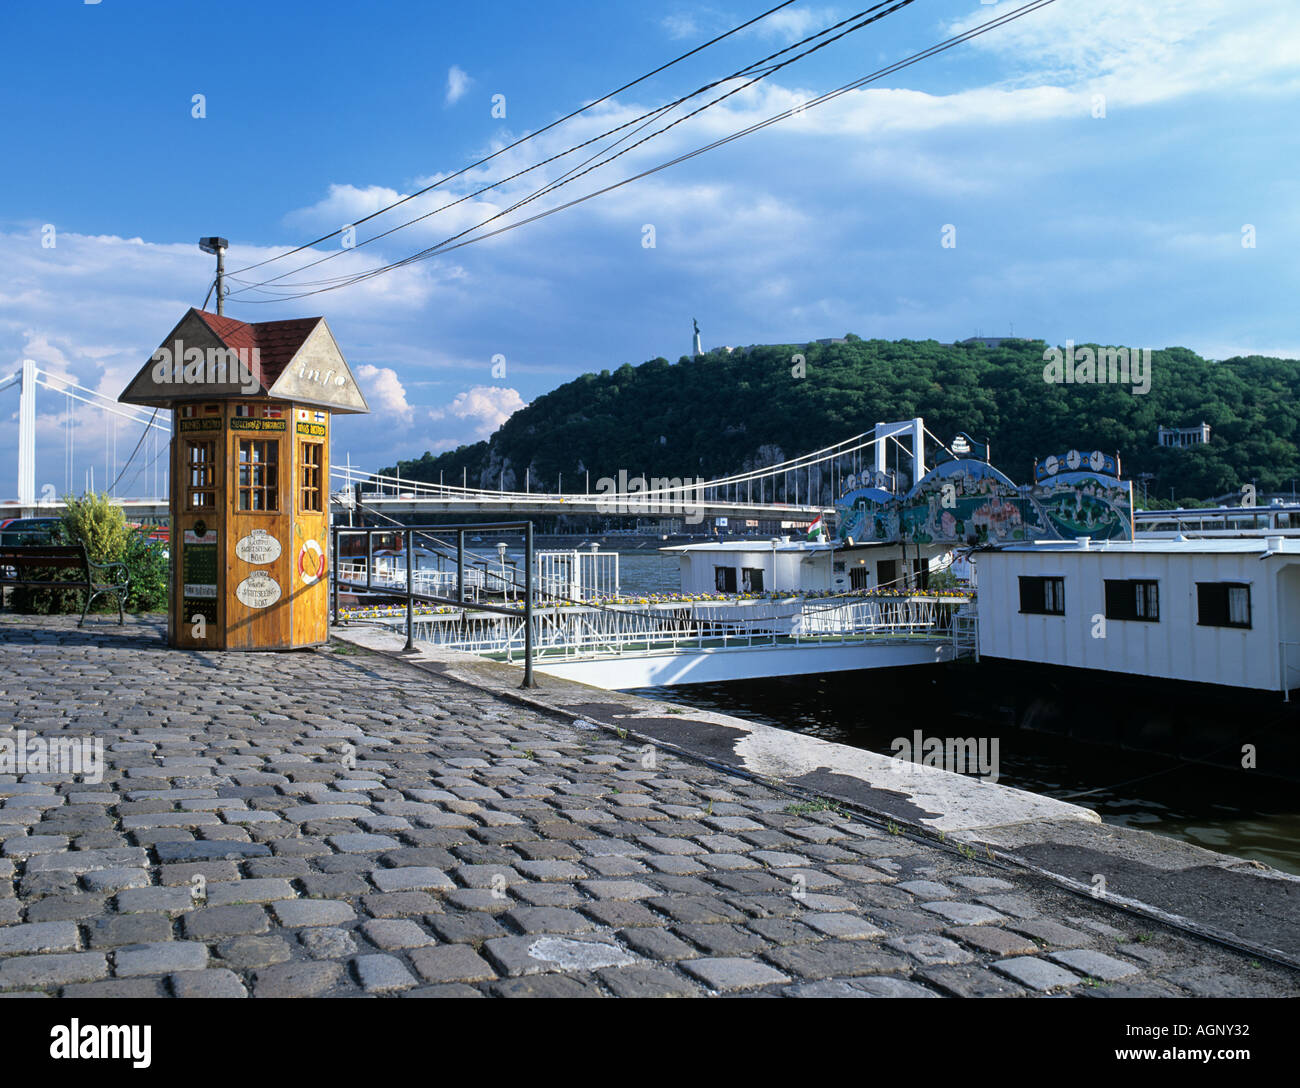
[340,592,977,690]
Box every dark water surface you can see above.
[630,672,1300,876]
[521,548,1300,875]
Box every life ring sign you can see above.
[299,539,326,585]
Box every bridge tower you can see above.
[873,418,926,491]
[120,308,369,651]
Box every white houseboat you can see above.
[662,536,954,595]
[974,536,1300,695]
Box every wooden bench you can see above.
[0,544,130,626]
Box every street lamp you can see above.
[199,237,229,316]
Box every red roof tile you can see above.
[191,309,322,389]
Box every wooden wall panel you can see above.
[167,399,332,651]
[290,405,330,647]
[225,404,292,651]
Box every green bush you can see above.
[61,492,129,564]
[9,494,168,616]
[927,567,962,592]
[123,529,169,612]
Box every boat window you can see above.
[1019,576,1065,615]
[1197,582,1251,629]
[1104,579,1159,622]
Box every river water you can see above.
[593,549,1300,876]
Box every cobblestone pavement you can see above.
[1,616,1297,998]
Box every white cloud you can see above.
[445,65,472,107]
[661,13,699,40]
[758,7,841,43]
[356,363,412,423]
[950,0,1300,105]
[430,385,527,438]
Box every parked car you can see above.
[0,517,63,546]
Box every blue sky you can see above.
[2,0,1298,496]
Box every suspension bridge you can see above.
[2,357,977,688]
[1,357,937,525]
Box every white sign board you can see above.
[235,571,281,609]
[236,529,281,565]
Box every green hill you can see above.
[385,337,1300,505]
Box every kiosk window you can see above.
[300,442,323,512]
[185,440,218,511]
[237,439,279,511]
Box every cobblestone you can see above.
[0,921,80,955]
[353,954,419,993]
[409,944,497,984]
[114,942,209,977]
[169,968,248,998]
[994,956,1082,992]
[681,957,789,992]
[0,616,1296,1000]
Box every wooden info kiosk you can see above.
[120,308,369,650]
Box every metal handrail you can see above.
[369,593,961,664]
[331,520,538,688]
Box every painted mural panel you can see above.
[836,436,1133,545]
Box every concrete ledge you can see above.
[330,623,1300,967]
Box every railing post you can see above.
[365,527,373,597]
[404,528,415,652]
[522,521,537,688]
[330,524,339,626]
[457,530,465,605]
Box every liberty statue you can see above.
[692,318,702,358]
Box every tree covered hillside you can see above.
[386,338,1300,504]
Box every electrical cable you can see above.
[228,0,924,299]
[230,0,1056,303]
[226,0,807,279]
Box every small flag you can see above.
[181,405,195,418]
[296,409,309,422]
[203,403,220,414]
[314,411,327,422]
[807,515,828,541]
[263,405,282,418]
[235,404,252,417]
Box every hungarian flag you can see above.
[807,515,827,541]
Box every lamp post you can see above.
[199,237,229,315]
[497,541,508,600]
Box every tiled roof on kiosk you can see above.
[192,310,324,387]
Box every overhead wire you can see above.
[226,0,807,279]
[228,0,922,299]
[229,0,1055,303]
